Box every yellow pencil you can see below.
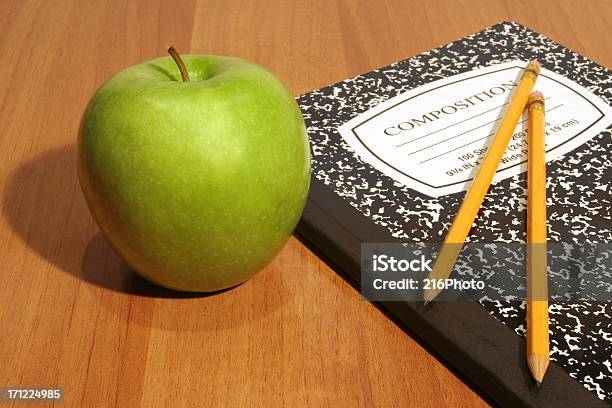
[526,91,549,385]
[424,60,541,302]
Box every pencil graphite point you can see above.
[527,355,550,385]
[423,287,442,304]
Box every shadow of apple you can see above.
[2,144,219,298]
[81,233,235,298]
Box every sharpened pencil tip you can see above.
[527,355,550,385]
[535,380,542,388]
[423,287,441,304]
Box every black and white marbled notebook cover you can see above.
[296,22,612,402]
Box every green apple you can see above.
[77,48,310,292]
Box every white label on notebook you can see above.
[337,60,612,197]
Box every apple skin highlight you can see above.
[77,54,311,292]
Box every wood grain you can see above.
[0,0,610,406]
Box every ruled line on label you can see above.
[418,103,564,164]
[395,100,513,148]
[406,97,552,156]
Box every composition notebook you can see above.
[295,22,612,407]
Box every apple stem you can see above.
[167,44,190,82]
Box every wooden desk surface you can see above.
[1,1,610,406]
